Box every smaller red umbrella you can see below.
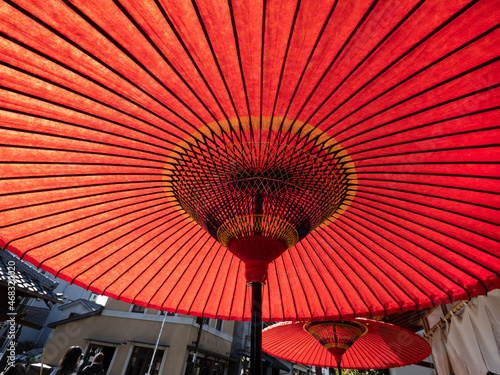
[262,319,431,374]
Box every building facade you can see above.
[43,298,235,375]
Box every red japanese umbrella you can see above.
[262,319,432,373]
[0,0,499,373]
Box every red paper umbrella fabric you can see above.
[262,319,432,369]
[0,0,499,321]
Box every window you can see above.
[215,319,223,331]
[125,346,164,375]
[131,305,145,313]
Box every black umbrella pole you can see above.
[250,282,263,375]
[337,363,341,375]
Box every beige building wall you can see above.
[43,299,234,375]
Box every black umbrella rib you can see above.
[328,214,454,304]
[228,258,245,320]
[0,150,188,182]
[60,210,192,287]
[331,63,500,145]
[0,100,211,165]
[354,157,500,170]
[345,205,493,295]
[0,59,189,147]
[307,230,378,316]
[0,32,198,142]
[343,88,500,155]
[0,172,173,182]
[357,183,500,213]
[61,0,209,126]
[0,178,165,199]
[190,0,244,143]
[300,106,500,166]
[292,0,422,142]
[154,234,215,313]
[111,223,203,301]
[358,176,500,197]
[0,189,166,229]
[227,0,253,139]
[152,0,236,142]
[259,0,266,142]
[0,86,187,149]
[352,195,500,261]
[355,169,500,181]
[355,187,500,228]
[87,216,196,293]
[167,237,219,314]
[315,227,407,314]
[0,184,165,215]
[295,238,339,320]
[320,0,487,136]
[361,336,398,366]
[13,198,172,267]
[0,109,177,157]
[283,331,310,362]
[279,0,340,143]
[332,215,466,304]
[0,147,167,169]
[343,107,500,153]
[4,195,170,252]
[112,0,223,126]
[285,0,380,137]
[269,256,286,321]
[276,255,300,321]
[0,160,170,173]
[3,0,201,136]
[202,246,234,318]
[284,245,321,321]
[65,209,187,285]
[330,82,500,154]
[267,0,301,144]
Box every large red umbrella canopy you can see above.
[262,319,432,369]
[0,0,499,321]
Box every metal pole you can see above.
[39,347,45,375]
[189,317,204,375]
[250,282,263,375]
[146,312,167,375]
[337,362,341,375]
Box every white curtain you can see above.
[447,306,489,374]
[430,289,500,375]
[428,326,450,375]
[443,319,470,375]
[468,289,500,374]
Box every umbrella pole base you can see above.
[250,282,263,375]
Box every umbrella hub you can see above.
[304,321,368,364]
[165,120,356,283]
[227,234,287,283]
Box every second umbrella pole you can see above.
[250,282,263,375]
